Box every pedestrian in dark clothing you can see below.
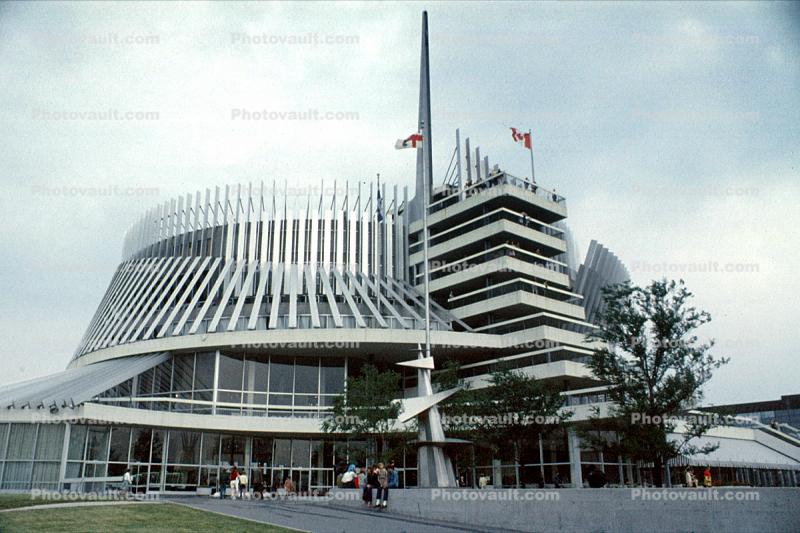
[363,466,376,505]
[586,466,607,488]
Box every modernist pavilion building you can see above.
[0,15,797,496]
[0,162,796,494]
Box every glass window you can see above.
[6,424,36,460]
[165,465,199,491]
[194,352,216,391]
[218,391,242,404]
[269,356,294,393]
[243,357,269,393]
[106,463,128,478]
[35,425,65,461]
[273,439,291,467]
[220,435,245,467]
[131,428,152,463]
[153,361,173,396]
[269,393,292,406]
[2,461,32,489]
[218,354,244,391]
[311,441,324,468]
[151,430,165,463]
[294,359,319,394]
[172,355,194,393]
[291,440,311,468]
[294,395,318,407]
[65,462,82,478]
[0,424,7,460]
[85,427,109,462]
[242,392,267,406]
[201,433,220,465]
[320,360,345,395]
[68,425,88,461]
[137,368,154,396]
[168,431,201,465]
[108,427,131,463]
[252,437,273,467]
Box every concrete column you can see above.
[58,423,71,490]
[212,350,220,415]
[568,428,583,488]
[492,459,501,488]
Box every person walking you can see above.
[121,469,132,495]
[283,475,294,497]
[238,471,248,499]
[219,470,228,500]
[229,467,240,499]
[703,466,712,488]
[252,469,265,499]
[375,463,389,509]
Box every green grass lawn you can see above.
[0,502,299,533]
[0,493,124,511]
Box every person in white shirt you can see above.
[122,469,133,495]
[238,472,248,499]
[229,467,240,499]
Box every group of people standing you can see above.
[340,462,398,509]
[685,466,713,488]
[219,466,249,499]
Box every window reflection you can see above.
[99,352,347,419]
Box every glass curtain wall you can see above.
[97,352,346,418]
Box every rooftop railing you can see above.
[428,171,566,214]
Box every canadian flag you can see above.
[510,127,532,150]
[395,133,423,149]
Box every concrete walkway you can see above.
[169,497,512,533]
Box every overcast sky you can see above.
[1,1,798,406]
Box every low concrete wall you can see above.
[328,488,800,533]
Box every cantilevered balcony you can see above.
[410,209,567,265]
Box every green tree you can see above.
[585,279,728,487]
[321,364,405,463]
[437,360,570,487]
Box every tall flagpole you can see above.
[421,134,431,361]
[529,128,536,183]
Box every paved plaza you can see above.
[170,498,513,533]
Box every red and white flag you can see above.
[510,127,532,150]
[395,133,423,149]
